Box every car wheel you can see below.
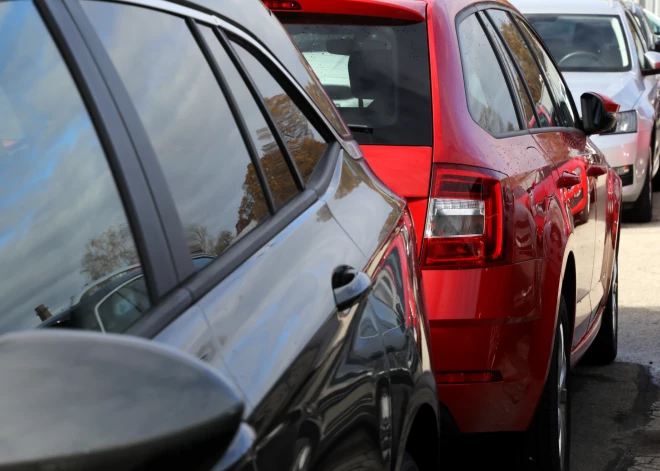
[632,154,653,223]
[519,297,570,471]
[652,136,660,191]
[401,452,420,471]
[586,250,619,365]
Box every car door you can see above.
[501,12,599,347]
[76,2,407,470]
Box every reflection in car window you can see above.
[486,11,557,129]
[0,1,150,334]
[231,41,329,183]
[482,12,537,129]
[516,19,576,128]
[83,2,270,259]
[458,14,520,134]
[97,276,150,334]
[201,28,299,207]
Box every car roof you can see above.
[512,0,623,16]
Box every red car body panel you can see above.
[276,0,622,434]
[361,146,432,249]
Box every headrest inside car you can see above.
[347,47,395,100]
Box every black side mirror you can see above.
[580,92,619,135]
[0,330,244,470]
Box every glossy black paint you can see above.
[32,0,440,470]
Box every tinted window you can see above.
[83,3,270,259]
[283,18,433,146]
[0,2,150,334]
[230,40,329,183]
[527,15,630,71]
[458,14,520,134]
[200,28,299,207]
[517,19,576,128]
[484,11,537,129]
[97,276,150,334]
[486,12,556,129]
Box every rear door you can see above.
[509,13,600,346]
[282,15,434,247]
[78,2,403,470]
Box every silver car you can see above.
[516,0,660,221]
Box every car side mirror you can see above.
[580,92,619,135]
[0,330,243,470]
[643,51,660,75]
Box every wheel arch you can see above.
[404,402,440,470]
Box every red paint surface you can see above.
[271,0,426,21]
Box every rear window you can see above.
[282,15,432,146]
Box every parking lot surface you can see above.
[443,194,660,470]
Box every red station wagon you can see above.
[267,0,623,469]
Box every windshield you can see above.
[645,9,660,34]
[527,15,630,72]
[281,16,432,146]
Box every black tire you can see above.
[518,297,571,471]
[401,452,420,471]
[652,133,660,191]
[587,250,619,365]
[632,155,653,222]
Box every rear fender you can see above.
[535,190,576,388]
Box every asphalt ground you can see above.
[441,194,660,470]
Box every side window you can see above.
[516,17,576,128]
[482,11,537,129]
[457,14,520,135]
[0,1,151,334]
[199,27,298,208]
[625,12,647,67]
[231,41,329,183]
[82,2,271,261]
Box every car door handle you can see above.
[556,171,581,189]
[332,266,372,310]
[586,164,608,177]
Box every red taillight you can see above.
[422,166,504,268]
[262,0,301,10]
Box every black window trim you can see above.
[61,0,347,338]
[36,0,180,304]
[186,18,278,215]
[482,9,541,130]
[209,24,306,191]
[456,11,524,136]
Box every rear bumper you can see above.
[423,259,556,433]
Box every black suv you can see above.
[0,0,440,469]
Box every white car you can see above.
[516,0,660,221]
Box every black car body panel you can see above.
[0,0,440,469]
